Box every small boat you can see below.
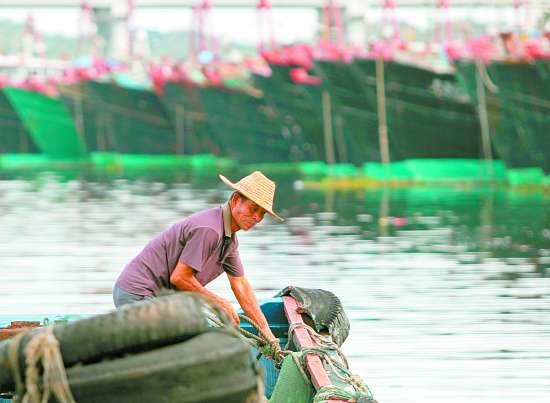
[0,287,376,403]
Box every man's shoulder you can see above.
[178,206,223,236]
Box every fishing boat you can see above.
[455,57,550,180]
[252,62,326,163]
[60,78,179,155]
[2,86,87,160]
[0,89,38,154]
[0,287,376,403]
[315,58,483,166]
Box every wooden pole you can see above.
[376,58,390,167]
[334,112,347,163]
[322,90,336,165]
[74,88,86,148]
[475,59,494,178]
[96,111,106,152]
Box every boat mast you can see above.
[189,0,219,70]
[436,0,453,48]
[256,0,277,54]
[381,0,400,45]
[77,1,100,59]
[109,0,134,62]
[21,14,44,61]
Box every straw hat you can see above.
[219,171,283,222]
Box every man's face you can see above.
[231,194,267,231]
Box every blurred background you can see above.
[0,1,549,402]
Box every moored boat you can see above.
[2,87,87,160]
[0,288,376,403]
[60,79,178,155]
[0,90,38,154]
[455,59,550,177]
[315,58,483,165]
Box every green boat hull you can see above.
[2,88,84,159]
[0,90,38,154]
[162,82,320,164]
[61,81,178,155]
[315,59,483,165]
[455,60,550,175]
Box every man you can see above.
[113,171,282,342]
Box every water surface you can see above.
[1,172,549,402]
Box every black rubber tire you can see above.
[59,331,261,403]
[0,292,224,392]
[277,286,350,346]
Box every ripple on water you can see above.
[0,178,549,402]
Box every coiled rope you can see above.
[286,323,373,401]
[8,327,76,403]
[212,311,375,403]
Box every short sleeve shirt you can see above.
[115,206,244,297]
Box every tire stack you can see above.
[0,293,262,403]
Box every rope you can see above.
[237,314,288,366]
[477,62,499,94]
[238,314,272,342]
[313,385,376,403]
[198,299,375,402]
[8,327,76,403]
[7,332,25,400]
[286,322,374,401]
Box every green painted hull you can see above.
[455,60,550,175]
[0,89,38,154]
[162,82,234,156]
[162,82,319,164]
[316,59,483,165]
[254,65,326,162]
[3,87,86,159]
[61,81,178,155]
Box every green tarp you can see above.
[269,353,314,403]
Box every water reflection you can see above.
[0,171,549,402]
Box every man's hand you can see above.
[219,299,240,326]
[170,262,240,325]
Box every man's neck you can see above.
[222,202,239,235]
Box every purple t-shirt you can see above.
[116,206,244,296]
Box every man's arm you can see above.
[228,274,277,342]
[170,261,240,325]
